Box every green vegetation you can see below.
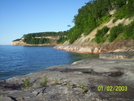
[108,21,134,42]
[67,26,82,44]
[80,83,86,89]
[109,24,124,42]
[23,37,50,44]
[94,26,109,43]
[54,79,59,85]
[110,72,123,77]
[123,21,134,39]
[67,0,113,43]
[23,78,30,88]
[40,75,48,87]
[114,0,134,19]
[22,31,68,44]
[67,82,72,87]
[13,0,134,44]
[66,0,134,44]
[83,89,89,94]
[23,36,50,44]
[98,14,111,26]
[23,31,67,37]
[57,36,67,44]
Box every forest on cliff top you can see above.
[13,31,67,44]
[67,0,134,43]
[13,0,134,45]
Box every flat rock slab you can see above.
[100,52,134,59]
[0,58,134,101]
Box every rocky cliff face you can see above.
[54,39,134,54]
[12,40,27,46]
[55,17,134,54]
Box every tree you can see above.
[67,25,71,27]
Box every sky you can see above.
[0,0,90,45]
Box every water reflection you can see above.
[66,52,99,63]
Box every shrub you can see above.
[54,79,59,85]
[80,83,86,89]
[67,26,82,44]
[57,36,67,44]
[67,82,72,86]
[23,77,30,88]
[109,24,123,42]
[114,1,134,19]
[94,26,109,43]
[69,33,80,44]
[40,75,48,87]
[112,18,117,23]
[84,28,94,35]
[123,21,134,39]
[83,89,88,94]
[97,14,111,26]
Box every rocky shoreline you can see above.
[54,39,134,54]
[54,44,134,55]
[0,57,134,101]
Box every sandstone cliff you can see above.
[54,17,134,54]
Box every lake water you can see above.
[0,45,98,80]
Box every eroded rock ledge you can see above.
[54,39,134,54]
[100,52,134,59]
[0,58,134,101]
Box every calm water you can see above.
[0,45,98,80]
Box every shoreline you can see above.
[11,40,57,46]
[0,57,134,101]
[1,51,133,82]
[11,38,134,54]
[54,39,134,54]
[54,45,134,55]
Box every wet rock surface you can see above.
[0,58,134,101]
